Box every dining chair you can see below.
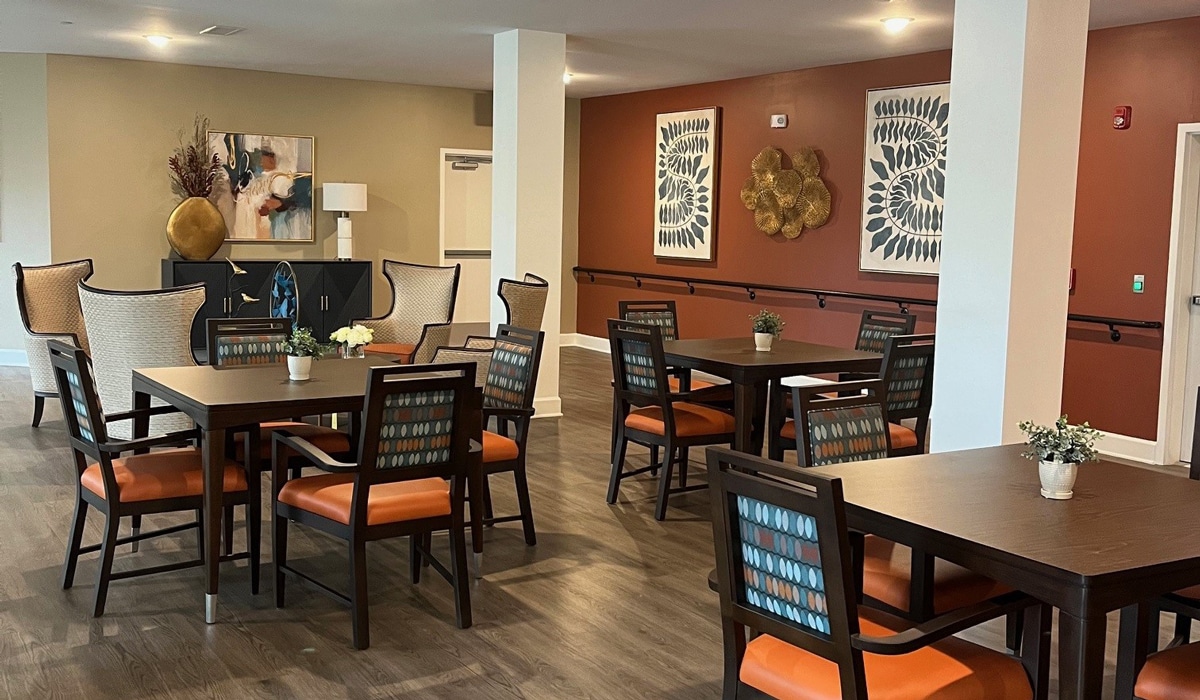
[13,259,93,427]
[48,340,259,616]
[1116,599,1200,700]
[498,273,549,331]
[878,333,935,456]
[271,362,477,650]
[607,318,736,521]
[705,446,1050,699]
[358,260,460,358]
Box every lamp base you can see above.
[336,216,353,260]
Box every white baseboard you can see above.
[0,349,29,367]
[1096,430,1158,464]
[559,332,608,353]
[533,396,563,419]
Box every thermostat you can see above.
[770,114,788,129]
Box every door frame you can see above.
[437,148,494,266]
[1155,123,1200,465]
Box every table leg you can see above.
[132,390,151,441]
[1058,609,1107,699]
[732,383,756,454]
[1114,604,1151,700]
[201,427,226,624]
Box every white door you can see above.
[440,150,493,324]
[1179,176,1200,462]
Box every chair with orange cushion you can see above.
[705,446,1050,700]
[48,340,258,616]
[271,362,476,650]
[607,319,735,521]
[877,334,935,457]
[357,260,460,359]
[1116,597,1200,699]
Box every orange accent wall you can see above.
[577,17,1200,441]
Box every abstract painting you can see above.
[859,83,950,276]
[209,131,314,242]
[655,107,720,260]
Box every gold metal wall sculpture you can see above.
[740,146,831,239]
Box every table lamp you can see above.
[322,183,367,260]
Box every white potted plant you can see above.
[749,309,785,352]
[281,326,323,381]
[330,323,374,359]
[1018,415,1102,500]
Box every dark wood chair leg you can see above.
[448,523,473,629]
[1006,611,1024,654]
[92,513,121,617]
[1170,615,1191,648]
[513,463,536,546]
[409,534,423,584]
[1021,603,1053,700]
[1147,604,1161,654]
[649,445,660,478]
[130,514,142,553]
[349,538,370,650]
[61,498,88,589]
[195,509,205,563]
[606,425,629,504]
[247,482,261,596]
[31,395,45,428]
[223,504,235,556]
[654,443,677,521]
[678,447,690,488]
[273,512,288,608]
[721,617,746,700]
[482,474,494,522]
[1115,603,1151,700]
[422,532,432,568]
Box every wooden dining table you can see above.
[662,337,881,454]
[131,356,484,624]
[810,444,1200,699]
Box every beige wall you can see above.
[560,98,580,335]
[0,54,52,352]
[45,55,493,316]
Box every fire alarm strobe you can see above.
[770,114,788,129]
[1113,106,1132,130]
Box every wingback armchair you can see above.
[359,260,460,359]
[13,259,94,426]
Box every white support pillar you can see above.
[492,29,566,417]
[929,0,1090,452]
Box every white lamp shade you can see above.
[322,183,368,212]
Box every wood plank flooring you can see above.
[0,347,1186,698]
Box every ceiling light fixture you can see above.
[881,17,913,34]
[563,71,573,85]
[144,34,172,47]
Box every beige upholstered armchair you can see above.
[79,282,205,440]
[359,260,460,358]
[499,273,549,331]
[13,259,94,426]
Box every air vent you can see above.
[199,25,245,36]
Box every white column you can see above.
[492,29,566,417]
[929,0,1090,451]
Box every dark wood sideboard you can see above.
[162,259,372,351]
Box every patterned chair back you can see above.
[854,310,916,354]
[47,340,109,466]
[14,259,94,394]
[607,319,670,408]
[619,300,679,342]
[879,334,935,422]
[79,282,204,440]
[358,260,461,345]
[206,318,291,367]
[432,346,492,389]
[498,273,549,331]
[481,325,544,410]
[706,447,863,688]
[790,380,890,467]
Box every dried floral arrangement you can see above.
[168,114,221,200]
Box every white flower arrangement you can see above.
[330,324,374,349]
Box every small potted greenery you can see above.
[1018,415,1102,500]
[281,326,324,381]
[749,309,785,352]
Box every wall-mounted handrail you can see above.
[573,265,1163,343]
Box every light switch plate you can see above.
[1133,274,1145,294]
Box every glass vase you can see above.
[342,344,365,360]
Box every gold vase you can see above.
[166,197,226,260]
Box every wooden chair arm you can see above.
[852,591,1034,655]
[272,431,358,473]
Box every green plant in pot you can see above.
[281,326,326,381]
[1018,415,1101,500]
[749,309,785,352]
[166,114,226,261]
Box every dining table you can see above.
[131,356,484,624]
[662,337,881,454]
[810,444,1200,699]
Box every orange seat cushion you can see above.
[364,343,416,363]
[482,430,520,463]
[862,535,1011,615]
[1136,641,1200,700]
[667,376,715,392]
[780,420,919,452]
[81,447,247,502]
[741,608,1032,700]
[277,473,450,526]
[625,402,735,438]
[237,421,353,462]
[1176,584,1200,599]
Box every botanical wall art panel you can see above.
[654,108,720,260]
[209,131,315,242]
[859,83,949,276]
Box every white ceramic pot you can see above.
[1038,459,1078,500]
[287,355,313,381]
[754,332,774,352]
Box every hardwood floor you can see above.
[0,347,1185,698]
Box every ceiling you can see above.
[3,0,1198,98]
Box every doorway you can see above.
[439,149,493,324]
[1176,135,1200,462]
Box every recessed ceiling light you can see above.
[881,17,914,34]
[563,71,573,85]
[144,34,172,48]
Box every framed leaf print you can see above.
[655,107,720,260]
[859,83,949,276]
